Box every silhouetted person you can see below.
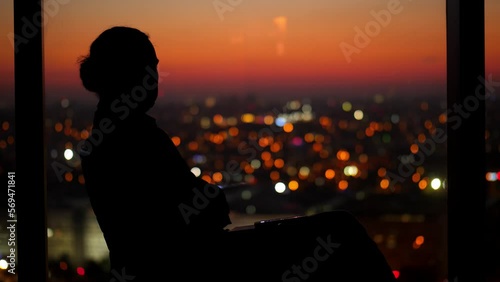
[79,26,396,281]
[78,26,231,281]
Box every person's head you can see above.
[79,26,159,112]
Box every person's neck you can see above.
[94,99,149,124]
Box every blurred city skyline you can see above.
[0,76,499,282]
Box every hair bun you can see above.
[79,57,102,93]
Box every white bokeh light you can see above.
[275,182,286,193]
[191,167,201,177]
[431,178,441,190]
[64,149,73,160]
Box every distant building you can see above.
[46,207,108,266]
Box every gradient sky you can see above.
[0,0,499,105]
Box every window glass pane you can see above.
[485,1,500,154]
[0,1,15,163]
[0,0,16,267]
[42,0,449,280]
[485,0,500,280]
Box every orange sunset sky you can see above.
[0,0,499,104]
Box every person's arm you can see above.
[182,175,232,231]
